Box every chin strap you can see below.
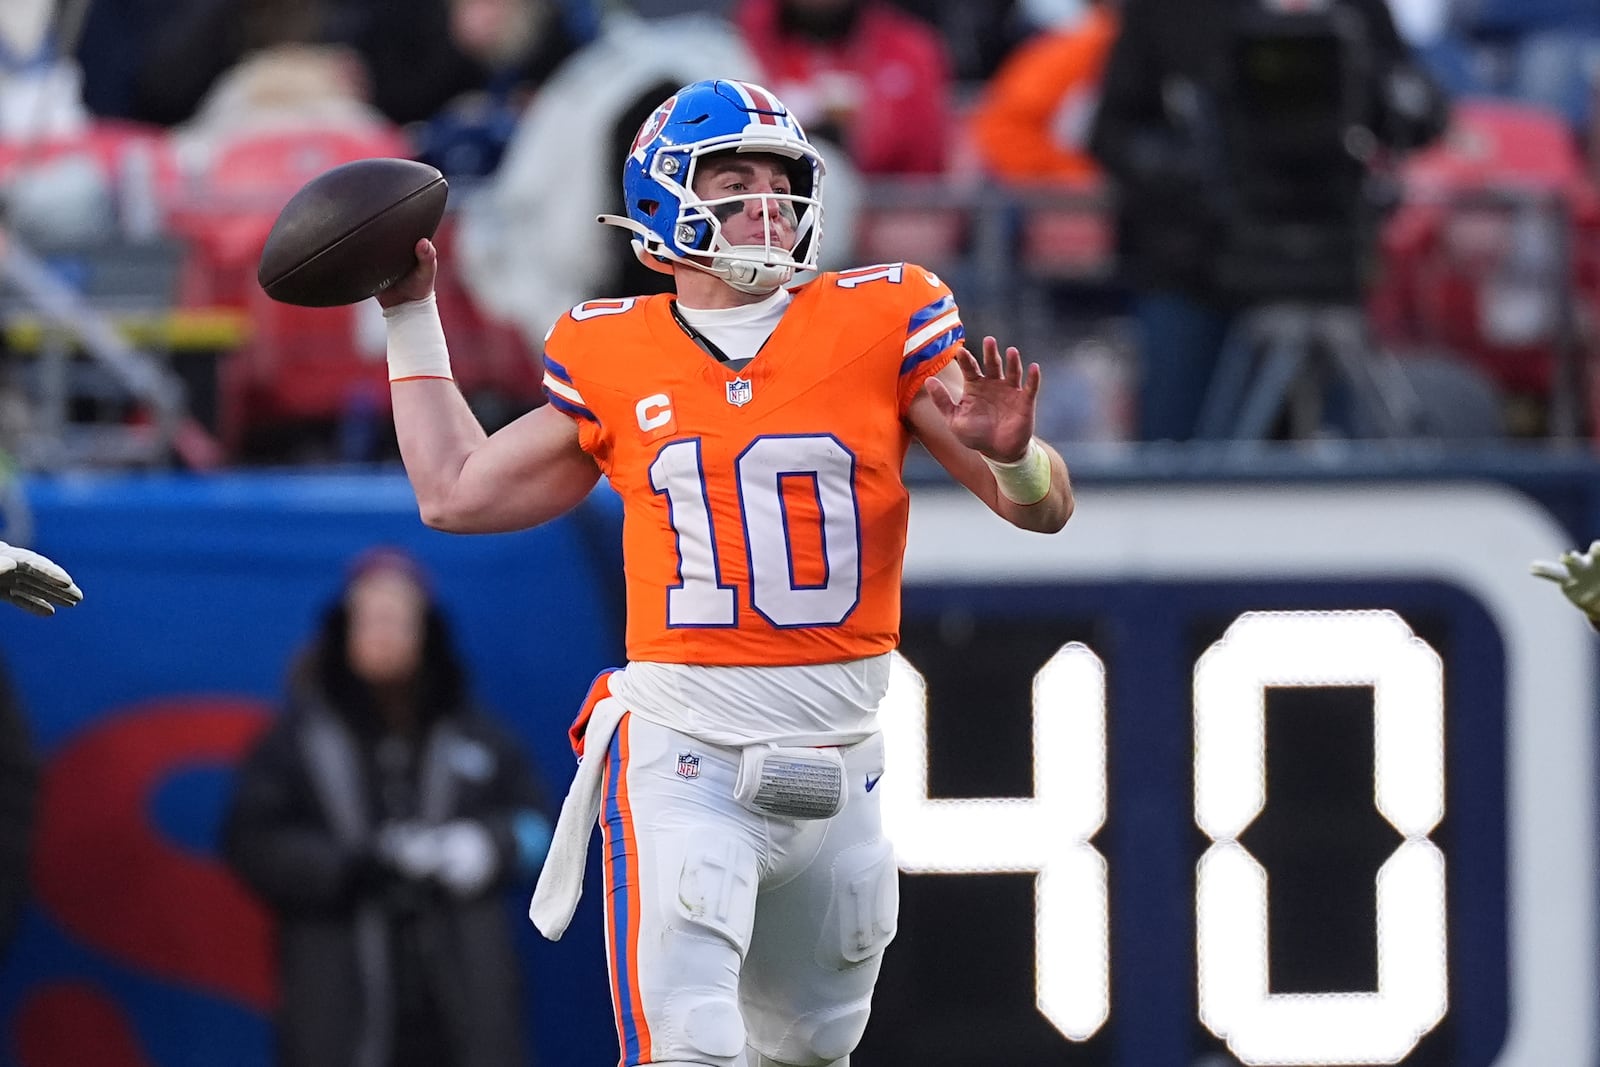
[716,254,793,295]
[596,214,793,294]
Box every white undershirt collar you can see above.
[674,288,792,366]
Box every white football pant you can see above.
[597,713,897,1067]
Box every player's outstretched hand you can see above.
[924,336,1041,463]
[375,238,439,309]
[0,542,83,616]
[1531,539,1600,619]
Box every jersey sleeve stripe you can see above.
[900,321,965,377]
[907,294,957,334]
[541,357,598,419]
[902,308,963,358]
[542,371,587,407]
[544,388,599,422]
[542,353,577,385]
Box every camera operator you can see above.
[1088,0,1449,442]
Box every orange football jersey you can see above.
[541,263,962,666]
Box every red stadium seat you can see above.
[217,290,385,453]
[0,119,179,191]
[217,214,542,458]
[854,205,968,271]
[1372,97,1600,410]
[427,218,543,411]
[1018,202,1114,281]
[166,126,413,309]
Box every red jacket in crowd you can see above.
[735,0,954,175]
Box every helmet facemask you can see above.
[656,142,825,295]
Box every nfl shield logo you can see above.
[676,752,701,779]
[726,378,753,407]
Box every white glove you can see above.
[0,541,83,616]
[376,819,498,897]
[430,819,498,898]
[377,820,446,881]
[1532,539,1600,618]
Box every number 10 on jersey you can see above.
[651,434,862,628]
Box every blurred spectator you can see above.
[1,2,178,252]
[1389,0,1452,48]
[75,0,166,121]
[1469,0,1600,149]
[350,0,597,129]
[734,0,954,174]
[1396,0,1600,147]
[1387,0,1486,104]
[1087,0,1449,441]
[1,151,117,249]
[0,0,89,143]
[170,43,387,160]
[1370,97,1597,432]
[0,657,35,961]
[627,0,736,16]
[410,0,594,179]
[889,0,1061,84]
[222,547,553,1067]
[456,11,864,345]
[125,0,334,129]
[100,0,595,136]
[966,0,1119,182]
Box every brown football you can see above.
[257,158,448,307]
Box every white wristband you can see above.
[383,292,453,381]
[982,438,1052,505]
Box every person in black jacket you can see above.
[222,546,552,1067]
[1088,0,1449,442]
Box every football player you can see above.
[378,78,1072,1067]
[0,542,81,616]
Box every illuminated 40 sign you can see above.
[859,485,1596,1067]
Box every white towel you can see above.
[528,694,627,939]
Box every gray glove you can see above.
[1532,539,1600,618]
[0,542,83,616]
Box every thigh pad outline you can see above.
[668,828,761,956]
[819,836,899,968]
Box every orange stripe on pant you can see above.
[601,714,653,1065]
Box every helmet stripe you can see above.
[735,81,781,125]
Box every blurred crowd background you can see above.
[1,0,1598,471]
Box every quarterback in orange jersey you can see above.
[379,78,1071,1067]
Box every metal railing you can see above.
[0,226,221,470]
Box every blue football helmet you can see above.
[598,79,826,295]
